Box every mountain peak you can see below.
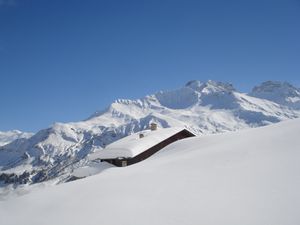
[250,81,300,109]
[252,81,299,93]
[186,80,236,93]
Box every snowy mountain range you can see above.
[1,80,300,187]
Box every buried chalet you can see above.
[89,123,195,167]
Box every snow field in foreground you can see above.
[0,118,300,225]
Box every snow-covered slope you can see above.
[0,80,300,186]
[1,118,299,225]
[0,130,33,146]
[250,81,300,109]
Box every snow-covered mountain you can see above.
[1,118,299,225]
[250,81,300,109]
[0,130,33,147]
[1,80,300,187]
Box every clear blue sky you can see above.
[0,0,299,132]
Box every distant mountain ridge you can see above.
[250,81,300,109]
[1,80,300,187]
[0,130,33,147]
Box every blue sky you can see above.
[0,0,299,132]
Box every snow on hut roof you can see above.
[89,127,186,160]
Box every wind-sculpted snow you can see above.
[0,80,300,188]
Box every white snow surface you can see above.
[89,127,185,159]
[0,118,299,225]
[72,161,113,178]
[0,130,33,146]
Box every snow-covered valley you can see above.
[0,117,299,225]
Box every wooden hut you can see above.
[89,127,195,167]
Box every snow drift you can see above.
[0,118,299,225]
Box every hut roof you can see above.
[89,127,191,160]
